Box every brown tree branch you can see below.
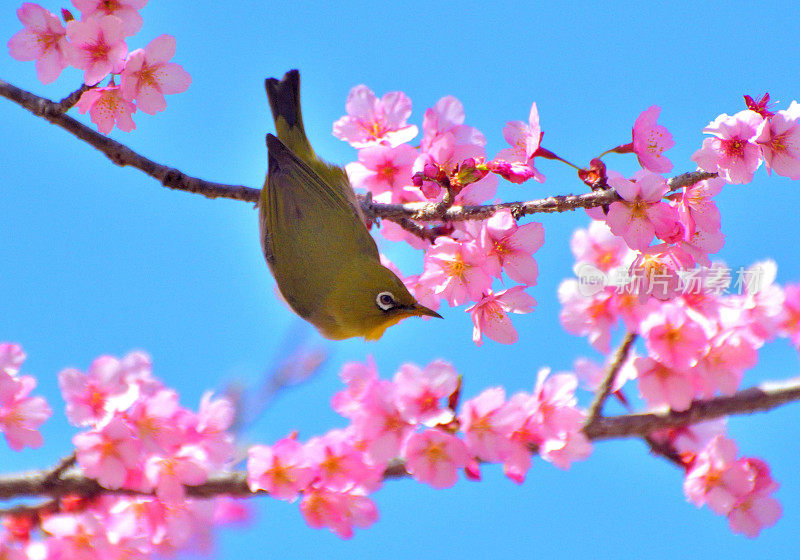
[585,332,638,424]
[0,78,717,224]
[1,377,797,505]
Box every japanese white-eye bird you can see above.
[260,70,441,340]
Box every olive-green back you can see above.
[260,135,380,322]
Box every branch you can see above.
[585,332,638,424]
[1,377,797,504]
[0,78,256,202]
[0,79,717,224]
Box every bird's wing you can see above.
[260,134,379,319]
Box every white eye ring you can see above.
[376,291,396,311]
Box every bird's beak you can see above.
[410,303,443,319]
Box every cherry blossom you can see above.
[120,35,191,114]
[76,84,137,133]
[418,237,493,306]
[344,143,417,202]
[393,360,458,426]
[71,0,148,37]
[0,368,51,450]
[692,110,764,184]
[465,287,536,345]
[333,85,418,148]
[755,100,800,179]
[7,3,70,84]
[66,15,128,86]
[605,170,679,251]
[632,105,674,173]
[401,429,470,488]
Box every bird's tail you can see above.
[265,70,315,163]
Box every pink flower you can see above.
[305,431,380,493]
[779,283,800,345]
[41,513,113,560]
[403,272,442,313]
[192,391,235,464]
[691,110,764,184]
[493,102,545,182]
[74,416,143,489]
[0,371,52,450]
[727,458,782,538]
[497,103,543,161]
[694,331,757,396]
[635,357,694,411]
[755,100,800,179]
[632,105,674,173]
[640,303,712,370]
[248,437,316,501]
[486,159,539,184]
[458,388,520,463]
[393,360,458,426]
[678,177,723,237]
[465,287,536,346]
[300,489,378,539]
[7,3,70,84]
[527,370,592,469]
[66,15,128,85]
[728,492,782,538]
[649,419,726,456]
[421,96,486,151]
[76,84,137,133]
[684,436,752,514]
[58,355,133,426]
[331,358,381,418]
[727,260,785,344]
[120,35,191,114]
[121,388,181,453]
[144,449,209,504]
[333,85,418,148]
[628,243,694,301]
[558,280,617,352]
[414,134,498,204]
[480,209,544,285]
[349,381,413,464]
[605,171,679,251]
[570,220,633,272]
[72,0,148,36]
[344,144,417,202]
[401,429,470,489]
[0,343,26,375]
[419,237,493,306]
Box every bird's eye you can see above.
[376,291,396,311]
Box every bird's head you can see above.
[323,262,441,340]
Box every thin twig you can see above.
[0,79,717,222]
[42,453,77,487]
[585,332,638,424]
[55,84,94,113]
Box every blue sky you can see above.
[2,1,799,557]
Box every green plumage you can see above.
[259,70,440,340]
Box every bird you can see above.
[259,70,441,340]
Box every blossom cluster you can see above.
[647,423,781,538]
[7,2,191,133]
[336,88,800,348]
[560,220,797,536]
[0,349,245,560]
[0,343,51,450]
[1,347,590,543]
[248,359,591,538]
[335,87,550,345]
